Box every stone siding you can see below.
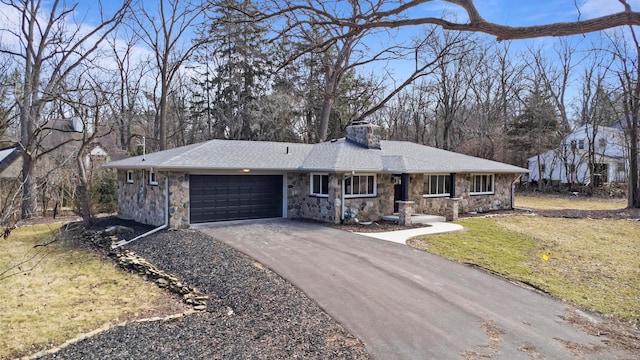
[346,123,381,149]
[119,169,519,228]
[117,170,189,228]
[167,172,190,228]
[343,174,394,222]
[287,173,340,223]
[456,174,516,213]
[417,173,517,216]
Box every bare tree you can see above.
[262,0,640,41]
[608,28,640,208]
[107,28,148,154]
[132,0,206,150]
[527,40,583,134]
[0,0,130,219]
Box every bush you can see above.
[92,170,117,213]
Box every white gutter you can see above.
[112,175,170,249]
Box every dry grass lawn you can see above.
[0,224,173,359]
[409,216,640,321]
[515,194,626,210]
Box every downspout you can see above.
[340,174,346,223]
[112,175,170,249]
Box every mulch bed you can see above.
[40,221,369,360]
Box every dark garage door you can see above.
[190,175,283,223]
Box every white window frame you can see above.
[344,174,377,198]
[149,169,158,185]
[423,174,450,198]
[310,173,329,197]
[578,139,585,150]
[470,174,494,195]
[126,170,134,184]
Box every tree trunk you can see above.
[537,154,544,191]
[318,95,334,142]
[20,155,38,219]
[159,77,169,150]
[75,153,93,227]
[628,122,639,208]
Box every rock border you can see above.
[81,225,208,310]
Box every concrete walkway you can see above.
[356,222,463,244]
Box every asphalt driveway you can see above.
[197,219,631,359]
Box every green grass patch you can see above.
[0,224,167,359]
[410,216,640,321]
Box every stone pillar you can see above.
[446,198,461,221]
[396,201,414,226]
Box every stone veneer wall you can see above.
[342,173,395,222]
[288,172,395,223]
[167,172,190,228]
[287,173,341,223]
[456,173,517,213]
[418,173,518,216]
[287,172,518,222]
[346,123,381,149]
[117,170,189,228]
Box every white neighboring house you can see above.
[527,125,627,186]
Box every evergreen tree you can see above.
[508,87,561,188]
[204,0,272,140]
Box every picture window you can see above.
[423,174,450,197]
[470,174,494,195]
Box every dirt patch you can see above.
[459,207,640,221]
[559,308,640,356]
[461,321,504,360]
[532,208,640,220]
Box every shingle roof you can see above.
[104,138,527,174]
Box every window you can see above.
[310,173,329,196]
[570,140,577,150]
[470,174,494,195]
[599,137,607,148]
[423,174,450,197]
[149,170,158,185]
[344,174,376,197]
[126,170,134,183]
[540,163,546,172]
[578,139,585,150]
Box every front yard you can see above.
[0,223,182,359]
[409,195,640,321]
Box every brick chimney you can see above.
[346,121,381,149]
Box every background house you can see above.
[527,125,627,187]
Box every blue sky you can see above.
[1,0,638,105]
[2,0,636,53]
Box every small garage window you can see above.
[344,174,376,198]
[126,170,134,183]
[310,173,329,197]
[149,170,158,185]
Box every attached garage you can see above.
[190,175,283,223]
